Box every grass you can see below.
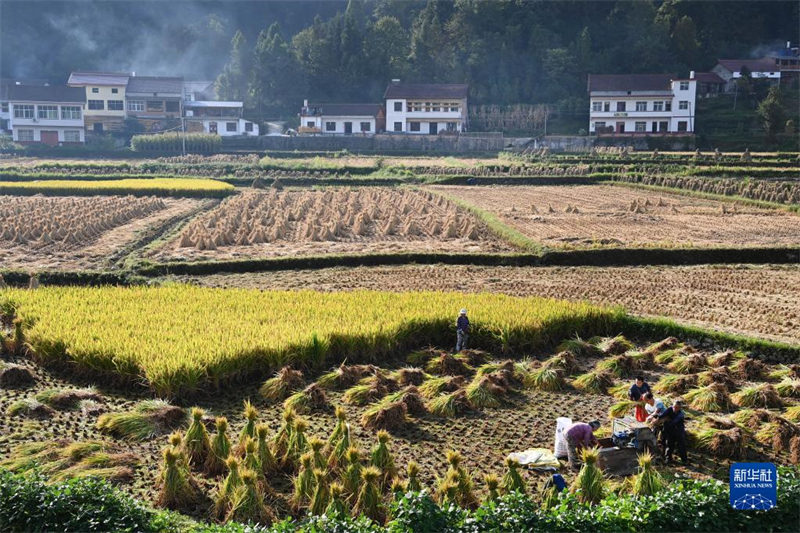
[1,287,618,397]
[0,178,233,198]
[422,187,543,252]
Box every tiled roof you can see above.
[383,83,468,99]
[185,100,243,108]
[7,85,86,103]
[716,59,777,73]
[303,103,383,116]
[588,74,674,92]
[694,72,725,84]
[68,71,130,86]
[126,76,184,96]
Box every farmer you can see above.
[628,375,651,422]
[565,420,600,470]
[642,392,666,422]
[455,308,470,352]
[658,399,688,464]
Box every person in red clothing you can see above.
[628,376,651,422]
[565,420,600,469]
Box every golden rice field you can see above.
[0,178,234,197]
[1,287,618,397]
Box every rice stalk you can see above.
[309,468,330,516]
[370,430,397,489]
[205,417,231,476]
[573,371,613,394]
[259,366,304,403]
[155,447,198,512]
[732,384,783,409]
[354,466,384,523]
[631,452,664,496]
[427,390,472,417]
[570,448,605,505]
[502,457,526,494]
[406,460,422,492]
[184,407,211,468]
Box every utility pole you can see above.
[181,116,186,155]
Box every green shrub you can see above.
[131,133,221,154]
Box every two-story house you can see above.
[587,73,697,135]
[67,71,130,134]
[125,75,183,132]
[8,84,86,145]
[712,59,781,92]
[299,102,384,135]
[384,81,468,134]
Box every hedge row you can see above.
[2,468,798,532]
[131,133,222,154]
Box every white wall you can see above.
[588,80,696,134]
[386,98,466,134]
[300,115,376,134]
[194,118,259,136]
[12,126,85,143]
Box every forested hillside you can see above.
[2,0,798,120]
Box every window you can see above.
[111,88,118,94]
[635,121,646,132]
[393,121,402,132]
[147,101,163,111]
[659,121,669,132]
[449,105,459,112]
[1,103,7,112]
[38,105,58,119]
[306,121,314,128]
[603,102,610,112]
[127,100,144,112]
[88,100,104,110]
[594,121,606,130]
[616,101,626,112]
[165,101,179,112]
[635,101,647,112]
[679,81,689,90]
[14,104,34,118]
[360,121,371,132]
[446,122,457,132]
[653,101,663,111]
[393,101,402,112]
[64,130,81,142]
[409,121,420,132]
[245,122,253,132]
[677,121,688,132]
[592,101,602,112]
[679,101,689,110]
[209,122,217,134]
[226,122,237,132]
[61,106,81,120]
[91,87,99,93]
[665,101,672,111]
[106,100,123,111]
[326,121,336,131]
[432,104,440,112]
[17,129,34,141]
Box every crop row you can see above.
[0,287,618,397]
[0,178,234,198]
[131,133,222,154]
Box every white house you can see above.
[184,100,259,136]
[587,73,697,135]
[384,81,468,134]
[8,84,86,145]
[299,102,384,135]
[0,81,9,133]
[712,59,781,91]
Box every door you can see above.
[344,122,352,134]
[40,131,59,146]
[429,122,438,135]
[93,123,104,134]
[209,122,218,134]
[616,122,625,133]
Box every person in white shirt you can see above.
[643,392,666,422]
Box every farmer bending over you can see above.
[455,308,470,352]
[565,420,600,470]
[658,399,688,465]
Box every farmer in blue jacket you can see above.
[456,308,470,352]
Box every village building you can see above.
[384,81,468,134]
[694,72,726,98]
[587,73,697,135]
[712,59,781,91]
[766,41,800,86]
[125,75,184,132]
[8,84,86,145]
[184,100,259,136]
[67,71,129,134]
[299,102,384,135]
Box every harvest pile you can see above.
[176,189,487,250]
[0,196,167,247]
[430,184,800,248]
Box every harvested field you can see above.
[150,188,512,261]
[0,195,207,270]
[177,264,800,345]
[429,184,800,249]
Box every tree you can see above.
[757,86,785,142]
[215,30,251,102]
[364,16,409,95]
[251,23,304,118]
[672,15,700,66]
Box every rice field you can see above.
[0,286,618,397]
[0,178,234,197]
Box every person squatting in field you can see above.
[565,420,601,469]
[456,308,469,352]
